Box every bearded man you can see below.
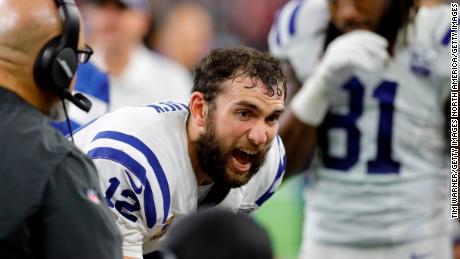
[73,47,287,259]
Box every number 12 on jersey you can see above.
[318,77,401,174]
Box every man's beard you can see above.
[193,116,270,189]
[47,99,69,122]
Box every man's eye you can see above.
[266,115,280,124]
[237,110,250,119]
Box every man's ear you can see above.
[189,92,207,128]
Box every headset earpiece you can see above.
[34,36,78,95]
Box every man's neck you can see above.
[0,81,54,114]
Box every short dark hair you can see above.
[192,47,287,105]
[325,0,416,54]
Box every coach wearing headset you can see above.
[0,0,122,258]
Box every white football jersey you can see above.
[278,4,452,245]
[268,0,329,82]
[73,102,286,258]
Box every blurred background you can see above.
[146,0,287,50]
[76,0,289,71]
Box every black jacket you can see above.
[0,87,122,259]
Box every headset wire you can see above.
[62,97,75,143]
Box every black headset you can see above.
[34,0,92,112]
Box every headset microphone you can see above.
[62,90,92,112]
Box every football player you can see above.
[270,0,452,258]
[73,47,287,259]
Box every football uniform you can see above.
[73,102,286,258]
[268,0,329,82]
[272,1,452,258]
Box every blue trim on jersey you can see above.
[147,101,189,114]
[442,20,459,46]
[178,102,189,110]
[52,119,80,136]
[276,28,281,46]
[288,1,303,35]
[273,9,282,46]
[88,147,148,186]
[160,102,183,111]
[273,0,303,46]
[442,28,452,46]
[148,104,166,113]
[161,102,177,112]
[126,170,144,194]
[255,136,286,206]
[92,131,171,225]
[67,117,98,138]
[87,147,157,225]
[74,62,110,103]
[142,178,157,227]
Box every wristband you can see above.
[290,75,331,126]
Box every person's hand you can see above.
[316,30,389,89]
[290,30,389,126]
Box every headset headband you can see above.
[55,0,79,51]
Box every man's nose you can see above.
[338,1,362,26]
[248,122,268,146]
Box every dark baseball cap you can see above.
[85,0,150,10]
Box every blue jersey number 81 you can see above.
[318,76,401,174]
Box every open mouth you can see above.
[230,147,257,173]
